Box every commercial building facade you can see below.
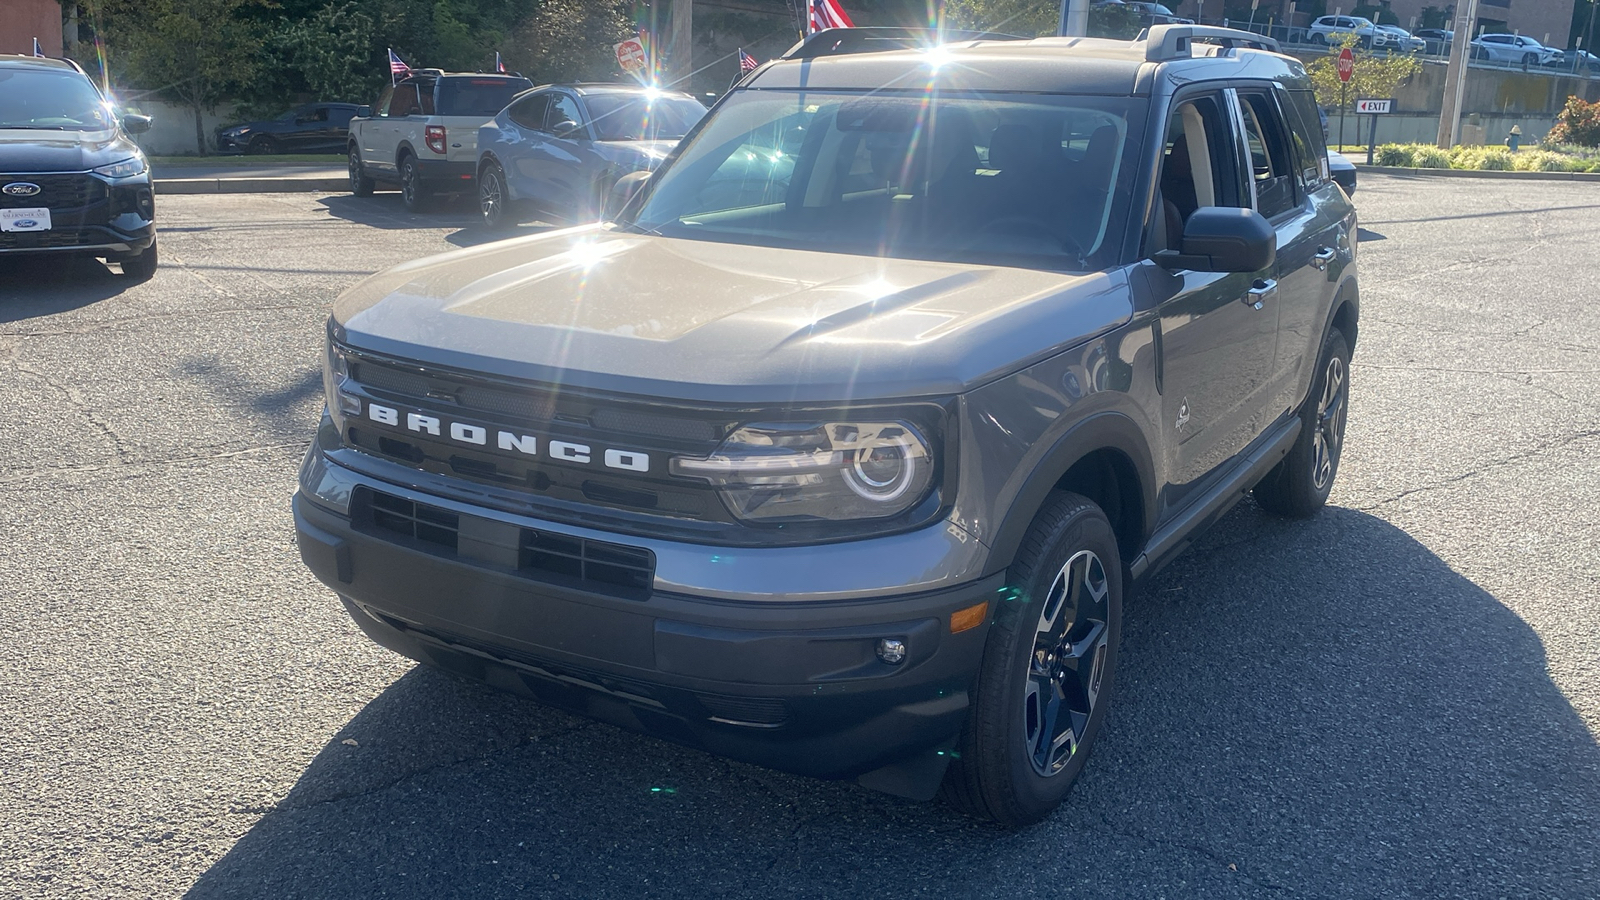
[0,0,62,57]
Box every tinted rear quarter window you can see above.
[437,78,535,117]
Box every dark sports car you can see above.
[215,103,359,154]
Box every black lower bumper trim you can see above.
[295,492,998,783]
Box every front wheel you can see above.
[1522,52,1538,66]
[1254,327,1351,517]
[118,239,158,281]
[942,492,1122,827]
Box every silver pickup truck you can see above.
[346,70,532,212]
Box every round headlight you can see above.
[844,432,917,501]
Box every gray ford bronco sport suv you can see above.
[296,25,1357,826]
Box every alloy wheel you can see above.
[1312,355,1347,491]
[480,169,503,226]
[348,150,361,191]
[1023,549,1111,778]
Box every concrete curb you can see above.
[1356,164,1600,182]
[156,177,348,194]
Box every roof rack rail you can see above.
[781,27,1026,60]
[1139,24,1280,61]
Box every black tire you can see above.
[942,492,1122,828]
[399,154,429,213]
[348,145,375,197]
[1311,33,1327,45]
[478,161,510,229]
[1254,327,1351,518]
[119,239,158,281]
[1522,52,1538,67]
[246,135,278,156]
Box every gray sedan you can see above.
[476,84,707,228]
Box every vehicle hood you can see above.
[0,128,141,172]
[333,227,1131,404]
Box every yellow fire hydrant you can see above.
[1506,125,1523,152]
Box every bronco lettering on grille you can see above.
[364,402,652,473]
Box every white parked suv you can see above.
[1376,25,1424,53]
[1306,16,1388,49]
[1471,33,1561,66]
[347,69,533,212]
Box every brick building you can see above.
[0,0,62,57]
[1375,1,1577,47]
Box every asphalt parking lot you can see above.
[2,177,1597,899]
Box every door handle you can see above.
[1245,278,1277,309]
[1311,247,1337,270]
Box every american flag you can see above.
[808,0,853,33]
[495,51,506,73]
[738,49,759,72]
[388,48,410,83]
[33,37,45,58]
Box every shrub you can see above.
[1375,144,1414,166]
[1546,96,1600,148]
[1449,145,1513,170]
[1411,146,1453,168]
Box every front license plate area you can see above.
[0,208,51,232]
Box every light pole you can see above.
[1436,0,1479,148]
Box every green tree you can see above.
[276,2,381,103]
[1307,35,1419,116]
[506,0,634,84]
[100,0,264,153]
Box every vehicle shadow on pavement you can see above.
[317,195,481,231]
[184,504,1600,898]
[0,255,136,320]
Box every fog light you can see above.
[876,638,906,665]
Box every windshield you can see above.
[437,77,534,117]
[586,93,708,142]
[0,68,111,131]
[627,90,1139,271]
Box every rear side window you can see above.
[437,77,535,117]
[508,93,551,130]
[389,84,418,117]
[1282,89,1329,189]
[1236,91,1298,220]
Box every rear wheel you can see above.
[348,145,375,197]
[1254,327,1351,518]
[479,161,510,229]
[118,239,158,281]
[400,155,430,213]
[942,492,1121,827]
[1311,32,1327,45]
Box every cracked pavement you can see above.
[1,179,1598,898]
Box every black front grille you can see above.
[520,528,654,592]
[0,228,111,250]
[367,491,460,551]
[696,694,791,726]
[0,174,105,210]
[355,488,656,597]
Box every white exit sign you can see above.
[1355,99,1394,114]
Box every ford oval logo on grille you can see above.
[3,182,42,197]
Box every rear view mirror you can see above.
[1155,207,1276,273]
[121,113,152,135]
[606,170,651,220]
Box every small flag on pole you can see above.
[388,48,410,83]
[808,0,853,34]
[495,51,506,73]
[33,37,45,57]
[738,49,759,72]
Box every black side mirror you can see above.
[357,105,372,118]
[606,170,651,220]
[552,119,584,140]
[121,113,152,135]
[1155,207,1276,273]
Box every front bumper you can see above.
[294,451,1000,793]
[0,171,155,257]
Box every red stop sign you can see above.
[1336,47,1355,83]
